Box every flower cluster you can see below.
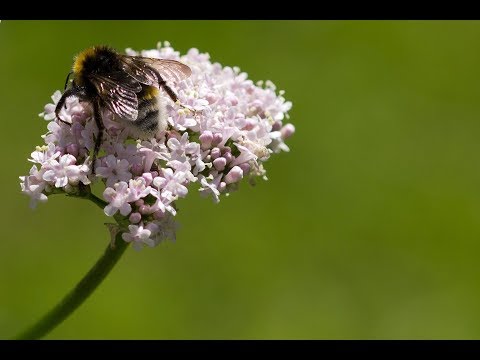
[20,41,295,250]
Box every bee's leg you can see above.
[91,100,104,175]
[55,85,88,125]
[159,81,179,103]
[159,81,198,116]
[55,87,75,124]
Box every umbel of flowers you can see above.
[20,41,295,250]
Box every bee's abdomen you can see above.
[136,108,160,133]
[130,95,167,137]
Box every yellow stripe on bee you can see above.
[142,87,159,100]
[72,47,97,76]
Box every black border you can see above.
[2,340,480,354]
[2,1,480,20]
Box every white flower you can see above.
[103,182,134,216]
[167,160,196,183]
[43,120,78,148]
[39,91,62,121]
[231,143,258,167]
[153,168,188,201]
[128,177,151,202]
[138,138,170,172]
[81,120,98,151]
[20,166,48,209]
[198,174,222,203]
[121,224,154,251]
[269,131,290,153]
[42,154,78,188]
[113,143,143,165]
[66,162,91,186]
[40,90,87,124]
[29,143,60,165]
[96,155,132,188]
[167,132,199,163]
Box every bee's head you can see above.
[72,46,118,85]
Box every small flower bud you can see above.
[281,124,295,139]
[129,212,142,224]
[213,157,227,171]
[218,182,227,192]
[142,172,153,186]
[223,152,234,164]
[272,120,282,131]
[206,93,218,104]
[212,133,223,146]
[224,166,243,184]
[199,131,213,149]
[139,205,151,214]
[135,199,144,207]
[210,147,221,160]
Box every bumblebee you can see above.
[55,45,192,171]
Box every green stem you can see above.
[85,192,109,210]
[66,189,108,210]
[13,189,129,340]
[14,233,129,340]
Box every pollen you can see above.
[142,87,159,100]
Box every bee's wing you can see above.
[120,55,192,86]
[89,72,142,121]
[119,56,159,87]
[136,57,192,83]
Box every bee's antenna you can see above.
[64,71,73,91]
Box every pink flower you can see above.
[103,182,134,217]
[96,155,132,188]
[167,132,199,163]
[128,178,152,201]
[230,143,258,167]
[121,224,154,250]
[153,168,188,201]
[19,166,48,209]
[42,154,78,188]
[29,143,60,165]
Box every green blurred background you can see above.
[2,20,480,339]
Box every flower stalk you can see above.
[14,218,129,340]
